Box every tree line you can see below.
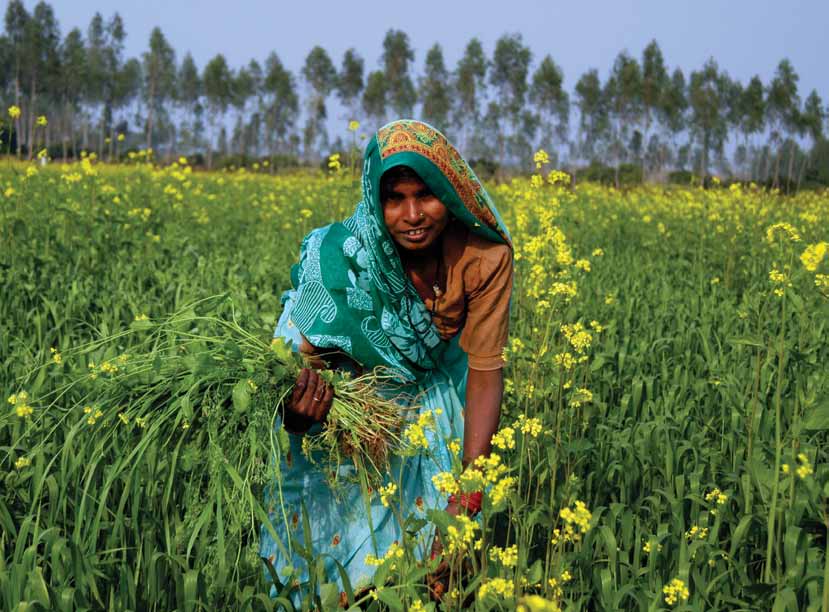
[2,0,827,187]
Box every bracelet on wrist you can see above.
[448,491,483,515]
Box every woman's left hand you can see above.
[289,367,335,422]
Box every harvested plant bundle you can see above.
[51,296,413,487]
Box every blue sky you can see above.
[38,0,828,133]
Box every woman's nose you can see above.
[403,200,423,223]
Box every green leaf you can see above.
[786,290,804,313]
[802,400,829,431]
[320,583,340,610]
[727,335,765,348]
[27,566,50,606]
[527,559,543,584]
[222,339,244,361]
[232,379,251,413]
[590,355,606,371]
[377,587,403,611]
[403,517,428,536]
[425,509,450,532]
[771,587,799,612]
[271,337,295,363]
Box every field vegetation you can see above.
[1,150,829,611]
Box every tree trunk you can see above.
[267,118,275,165]
[772,142,781,190]
[742,133,749,182]
[760,148,768,184]
[70,124,76,160]
[786,139,796,194]
[641,110,650,183]
[496,125,505,182]
[98,112,105,156]
[796,147,810,191]
[206,113,215,170]
[27,74,37,160]
[14,77,22,158]
[240,113,247,158]
[169,122,177,163]
[146,75,156,152]
[61,104,68,162]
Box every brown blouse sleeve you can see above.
[459,242,513,370]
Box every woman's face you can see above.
[382,177,450,253]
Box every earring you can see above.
[419,212,425,218]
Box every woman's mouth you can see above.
[402,227,431,242]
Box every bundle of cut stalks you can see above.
[52,295,415,487]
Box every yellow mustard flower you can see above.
[431,471,459,495]
[801,242,828,272]
[478,577,514,600]
[516,414,543,437]
[379,482,397,507]
[491,426,516,450]
[663,577,689,606]
[796,453,813,479]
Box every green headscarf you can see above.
[288,119,511,382]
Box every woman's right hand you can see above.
[283,367,334,433]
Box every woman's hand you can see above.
[283,368,334,433]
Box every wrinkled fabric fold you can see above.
[259,294,468,594]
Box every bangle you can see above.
[448,491,483,515]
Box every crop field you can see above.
[2,155,829,611]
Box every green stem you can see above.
[746,348,762,462]
[764,294,786,584]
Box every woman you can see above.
[260,119,513,602]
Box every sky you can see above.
[25,0,829,133]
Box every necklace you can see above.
[431,254,444,314]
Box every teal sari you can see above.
[259,120,511,598]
